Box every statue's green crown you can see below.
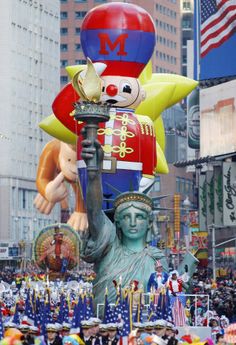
[114,192,153,209]
[73,101,111,119]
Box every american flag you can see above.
[103,293,115,324]
[24,289,34,324]
[147,295,156,321]
[165,290,173,322]
[120,295,131,336]
[171,296,186,327]
[85,295,94,320]
[71,295,84,328]
[12,302,20,325]
[200,0,236,57]
[0,306,4,340]
[114,285,123,323]
[133,293,143,323]
[58,294,69,323]
[34,296,41,326]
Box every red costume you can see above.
[169,278,183,294]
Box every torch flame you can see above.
[72,57,102,102]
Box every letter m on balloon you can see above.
[98,33,128,56]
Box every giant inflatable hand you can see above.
[34,139,88,231]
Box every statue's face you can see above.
[59,142,77,181]
[117,205,149,240]
[101,76,146,109]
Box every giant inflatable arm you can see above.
[34,139,88,231]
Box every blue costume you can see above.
[147,271,169,292]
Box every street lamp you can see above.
[208,224,236,281]
[183,196,192,251]
[183,195,191,208]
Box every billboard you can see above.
[0,247,8,258]
[199,173,207,231]
[223,162,236,226]
[187,88,200,149]
[198,0,236,80]
[214,165,223,227]
[200,80,236,157]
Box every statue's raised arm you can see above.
[80,137,116,264]
[81,138,107,238]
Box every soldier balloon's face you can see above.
[118,205,149,240]
[101,76,146,109]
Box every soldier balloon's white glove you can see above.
[139,177,154,192]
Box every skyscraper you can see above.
[181,0,194,76]
[0,0,60,259]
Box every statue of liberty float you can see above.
[33,2,198,306]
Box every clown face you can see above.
[101,75,146,109]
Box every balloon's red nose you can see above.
[106,84,118,97]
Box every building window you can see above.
[75,27,80,35]
[60,44,68,51]
[176,177,183,193]
[183,1,191,10]
[61,60,68,67]
[61,76,68,84]
[153,176,161,192]
[182,19,191,28]
[75,59,86,65]
[182,65,187,76]
[75,0,87,2]
[75,43,81,51]
[60,11,68,19]
[61,0,68,3]
[60,27,68,35]
[75,11,87,19]
[182,37,189,46]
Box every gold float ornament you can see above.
[72,57,102,102]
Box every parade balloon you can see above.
[4,328,23,341]
[39,113,76,145]
[33,224,80,274]
[33,139,87,231]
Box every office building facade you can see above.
[0,0,60,262]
